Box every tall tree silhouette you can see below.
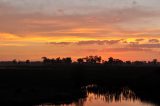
[108,57,114,63]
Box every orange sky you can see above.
[0,0,160,61]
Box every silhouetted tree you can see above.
[94,56,102,63]
[108,57,114,63]
[51,58,56,64]
[152,59,158,64]
[62,57,72,64]
[133,61,145,65]
[42,57,51,64]
[77,58,84,64]
[26,60,30,64]
[107,57,123,64]
[12,59,17,64]
[114,59,123,64]
[40,56,159,65]
[41,57,72,64]
[126,61,131,64]
[56,57,61,63]
[84,56,102,64]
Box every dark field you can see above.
[0,63,160,105]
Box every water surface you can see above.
[36,86,155,106]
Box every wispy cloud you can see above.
[148,39,159,43]
[135,38,145,42]
[101,47,152,52]
[49,42,72,45]
[0,1,160,38]
[48,39,122,45]
[129,43,160,48]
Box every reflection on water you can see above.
[37,93,154,106]
[72,93,153,106]
[36,85,155,106]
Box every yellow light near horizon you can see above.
[68,28,103,34]
[0,43,27,47]
[126,38,136,42]
[0,33,101,42]
[1,33,160,44]
[0,33,20,40]
[25,36,98,42]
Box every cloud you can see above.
[77,40,122,45]
[101,47,152,52]
[129,43,160,48]
[49,42,72,45]
[0,33,20,41]
[0,1,160,38]
[148,39,159,43]
[135,38,145,42]
[48,39,122,45]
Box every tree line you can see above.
[1,56,159,65]
[40,56,159,65]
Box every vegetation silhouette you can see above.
[41,57,72,64]
[0,56,160,105]
[40,56,159,65]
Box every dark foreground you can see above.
[0,63,160,106]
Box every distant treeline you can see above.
[0,56,159,65]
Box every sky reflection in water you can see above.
[37,86,155,106]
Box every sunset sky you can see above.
[0,0,160,61]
